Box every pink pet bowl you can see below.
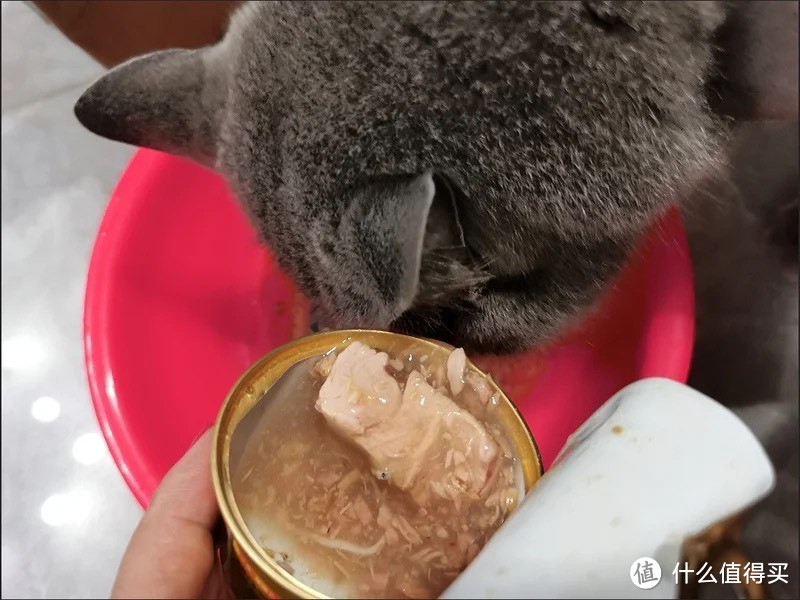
[85,149,694,507]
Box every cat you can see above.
[71,4,798,595]
[72,0,791,355]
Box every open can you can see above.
[211,329,544,599]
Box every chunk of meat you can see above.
[316,343,499,505]
[447,348,466,396]
[316,342,402,435]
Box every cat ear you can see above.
[74,48,224,166]
[312,173,436,329]
[709,1,798,122]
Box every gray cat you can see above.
[73,0,792,354]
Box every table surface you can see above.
[2,2,139,597]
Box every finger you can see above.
[112,428,219,599]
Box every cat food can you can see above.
[211,330,543,599]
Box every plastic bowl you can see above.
[84,149,694,507]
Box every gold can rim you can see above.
[211,329,544,599]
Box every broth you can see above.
[233,342,522,599]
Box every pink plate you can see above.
[85,149,694,508]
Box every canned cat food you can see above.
[212,330,543,599]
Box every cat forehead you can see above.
[218,0,722,125]
[215,2,722,168]
[224,1,722,60]
[218,2,721,134]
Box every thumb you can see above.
[112,428,219,599]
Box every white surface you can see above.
[1,3,140,598]
[443,379,775,599]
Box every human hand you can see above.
[112,429,230,599]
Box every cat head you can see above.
[74,1,797,352]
